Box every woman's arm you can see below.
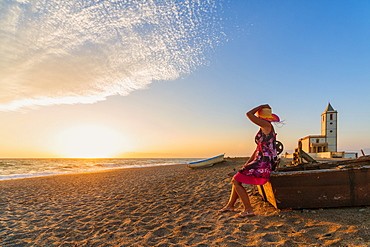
[246,104,272,134]
[246,149,257,163]
[239,150,259,171]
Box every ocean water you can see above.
[0,158,198,181]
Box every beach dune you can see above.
[1,158,369,246]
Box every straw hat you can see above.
[256,108,280,122]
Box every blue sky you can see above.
[1,0,370,158]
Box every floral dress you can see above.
[234,129,278,185]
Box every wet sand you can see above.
[1,158,369,246]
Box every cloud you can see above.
[0,0,224,111]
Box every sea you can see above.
[0,158,199,181]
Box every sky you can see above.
[1,0,370,158]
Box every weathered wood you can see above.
[277,156,370,172]
[259,163,370,209]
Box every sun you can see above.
[55,124,127,158]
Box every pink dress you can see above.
[233,129,278,185]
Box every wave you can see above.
[0,158,196,181]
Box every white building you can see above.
[297,103,357,159]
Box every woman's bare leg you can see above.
[232,179,254,213]
[225,184,239,208]
[219,183,239,212]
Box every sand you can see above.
[1,158,369,246]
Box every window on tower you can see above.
[330,114,333,120]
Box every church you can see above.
[296,103,357,159]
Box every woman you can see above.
[219,104,280,217]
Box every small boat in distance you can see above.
[188,154,225,168]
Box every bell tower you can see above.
[321,103,338,152]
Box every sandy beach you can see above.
[1,158,369,246]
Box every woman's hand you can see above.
[259,104,271,109]
[246,104,273,134]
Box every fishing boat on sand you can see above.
[188,154,225,168]
[257,155,370,209]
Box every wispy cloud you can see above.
[0,0,224,111]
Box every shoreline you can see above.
[0,162,190,182]
[0,158,198,182]
[1,158,369,246]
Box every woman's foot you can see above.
[235,211,255,218]
[218,207,235,213]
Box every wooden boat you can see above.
[188,154,225,168]
[257,156,370,209]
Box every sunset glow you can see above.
[55,124,127,158]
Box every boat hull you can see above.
[258,165,370,209]
[188,154,225,168]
